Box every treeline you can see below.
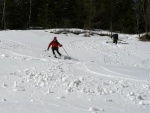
[0,0,150,34]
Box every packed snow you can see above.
[0,29,150,113]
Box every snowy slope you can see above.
[0,30,150,113]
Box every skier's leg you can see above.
[52,48,56,57]
[113,40,115,43]
[56,48,61,56]
[115,39,118,44]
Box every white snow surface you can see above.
[0,29,150,113]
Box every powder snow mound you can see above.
[0,30,150,113]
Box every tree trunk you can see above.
[28,0,32,28]
[110,1,113,38]
[136,0,140,38]
[2,0,6,30]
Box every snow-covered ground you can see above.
[0,29,150,113]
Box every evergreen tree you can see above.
[0,0,148,33]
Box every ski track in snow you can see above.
[0,30,150,113]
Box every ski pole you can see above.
[62,47,69,56]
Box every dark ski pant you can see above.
[113,38,118,44]
[112,34,118,44]
[52,47,61,57]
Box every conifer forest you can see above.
[0,0,150,34]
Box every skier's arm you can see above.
[58,42,62,47]
[47,42,52,50]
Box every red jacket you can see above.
[47,40,62,50]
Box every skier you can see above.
[111,34,118,44]
[47,36,62,58]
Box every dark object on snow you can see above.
[139,34,150,41]
[111,34,118,44]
